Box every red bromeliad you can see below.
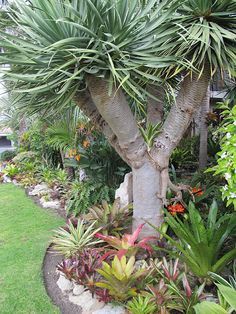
[95,223,157,259]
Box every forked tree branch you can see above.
[86,75,147,168]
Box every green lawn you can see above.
[0,184,64,314]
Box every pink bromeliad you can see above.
[95,223,157,259]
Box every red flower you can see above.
[167,203,185,215]
[191,187,203,196]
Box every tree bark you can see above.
[147,84,164,124]
[199,87,210,170]
[132,159,163,238]
[86,76,162,237]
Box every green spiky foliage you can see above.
[0,0,180,115]
[173,0,236,75]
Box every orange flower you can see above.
[167,203,185,215]
[83,140,90,148]
[191,187,203,196]
[75,154,81,162]
[68,149,77,158]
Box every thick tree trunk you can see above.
[199,87,210,169]
[132,160,162,238]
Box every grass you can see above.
[0,184,64,314]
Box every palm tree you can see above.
[0,0,235,237]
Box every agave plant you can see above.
[96,255,145,301]
[95,223,157,259]
[86,199,132,235]
[51,219,102,257]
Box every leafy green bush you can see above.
[0,150,16,162]
[66,180,114,215]
[78,134,130,188]
[210,103,236,208]
[12,151,36,164]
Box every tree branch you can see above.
[74,90,131,166]
[86,76,147,168]
[151,69,211,169]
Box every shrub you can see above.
[66,180,114,216]
[0,150,16,162]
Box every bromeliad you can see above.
[95,223,157,259]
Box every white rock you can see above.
[3,174,11,183]
[92,304,126,314]
[40,199,61,209]
[57,274,73,292]
[115,172,133,208]
[69,290,105,314]
[73,284,85,296]
[29,183,49,196]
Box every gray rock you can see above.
[115,172,133,208]
[29,183,49,196]
[3,174,11,183]
[57,274,73,292]
[69,290,105,314]
[92,304,126,314]
[73,284,85,296]
[40,199,61,210]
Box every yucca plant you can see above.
[51,219,102,257]
[152,201,236,278]
[86,199,132,235]
[96,255,145,301]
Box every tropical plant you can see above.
[2,163,19,178]
[51,219,102,257]
[152,201,236,278]
[126,295,157,314]
[194,284,236,314]
[78,134,130,188]
[96,255,145,301]
[210,102,236,209]
[0,150,16,162]
[147,259,206,314]
[53,168,68,186]
[139,122,162,150]
[95,224,156,259]
[57,248,107,296]
[12,151,36,164]
[1,0,235,238]
[66,180,113,216]
[86,199,132,235]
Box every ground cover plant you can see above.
[0,184,63,314]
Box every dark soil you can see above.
[42,247,82,314]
